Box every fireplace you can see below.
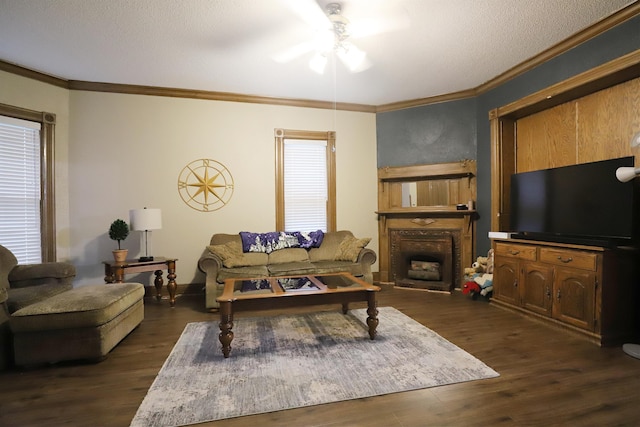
[390,229,459,292]
[377,160,477,288]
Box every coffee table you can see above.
[216,273,381,358]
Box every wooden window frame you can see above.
[0,102,56,262]
[275,128,336,232]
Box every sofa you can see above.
[0,244,75,370]
[198,230,377,310]
[1,244,144,369]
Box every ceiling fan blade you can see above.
[280,0,330,30]
[349,15,410,39]
[272,41,316,63]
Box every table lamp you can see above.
[129,207,162,262]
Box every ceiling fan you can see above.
[273,0,409,74]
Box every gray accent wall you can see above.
[376,14,640,257]
[376,97,477,167]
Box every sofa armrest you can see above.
[356,248,377,283]
[197,252,223,275]
[8,262,76,288]
[357,248,377,266]
[198,252,225,310]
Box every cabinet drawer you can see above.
[539,247,597,271]
[494,243,536,261]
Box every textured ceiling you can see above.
[0,0,635,106]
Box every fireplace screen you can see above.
[390,229,456,292]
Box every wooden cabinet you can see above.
[492,239,637,346]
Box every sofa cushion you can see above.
[267,261,315,276]
[207,241,267,268]
[268,248,309,264]
[217,266,270,283]
[10,283,144,332]
[311,260,365,277]
[334,236,372,262]
[7,282,73,314]
[308,231,353,262]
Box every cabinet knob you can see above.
[557,289,561,300]
[509,249,520,255]
[557,256,573,263]
[513,279,518,288]
[546,287,551,298]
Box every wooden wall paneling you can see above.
[516,102,577,172]
[490,52,640,233]
[576,77,640,163]
[490,109,516,232]
[389,182,404,208]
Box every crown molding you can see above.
[67,80,376,113]
[0,60,68,89]
[375,89,477,113]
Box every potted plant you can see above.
[109,219,129,262]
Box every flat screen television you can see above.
[509,156,638,247]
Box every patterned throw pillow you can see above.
[208,241,265,268]
[295,230,324,249]
[334,236,371,262]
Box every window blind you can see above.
[283,139,327,232]
[0,115,42,264]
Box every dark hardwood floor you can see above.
[2,285,640,426]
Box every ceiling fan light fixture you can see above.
[313,28,335,53]
[337,43,367,72]
[309,52,328,74]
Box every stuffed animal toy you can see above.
[464,255,489,277]
[463,250,495,298]
[462,281,481,295]
[486,248,494,274]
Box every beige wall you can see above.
[1,70,378,287]
[0,70,72,260]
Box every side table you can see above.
[103,257,178,306]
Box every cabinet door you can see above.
[493,257,520,306]
[521,263,553,317]
[552,268,596,331]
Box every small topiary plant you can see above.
[109,219,129,249]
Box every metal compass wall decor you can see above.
[177,159,234,212]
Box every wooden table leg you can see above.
[153,270,163,301]
[219,301,234,358]
[114,266,125,283]
[366,291,379,340]
[166,260,177,307]
[104,264,115,283]
[341,302,349,314]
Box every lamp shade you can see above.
[615,167,640,183]
[129,208,162,231]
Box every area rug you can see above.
[130,307,498,426]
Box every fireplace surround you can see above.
[377,161,477,290]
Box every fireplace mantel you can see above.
[377,161,477,286]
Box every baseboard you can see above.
[143,283,204,299]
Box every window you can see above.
[0,104,56,263]
[275,129,336,232]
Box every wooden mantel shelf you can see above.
[377,208,477,216]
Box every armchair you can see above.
[0,244,76,369]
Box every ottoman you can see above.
[9,282,144,366]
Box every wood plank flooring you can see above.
[2,285,640,426]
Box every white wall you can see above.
[66,90,379,286]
